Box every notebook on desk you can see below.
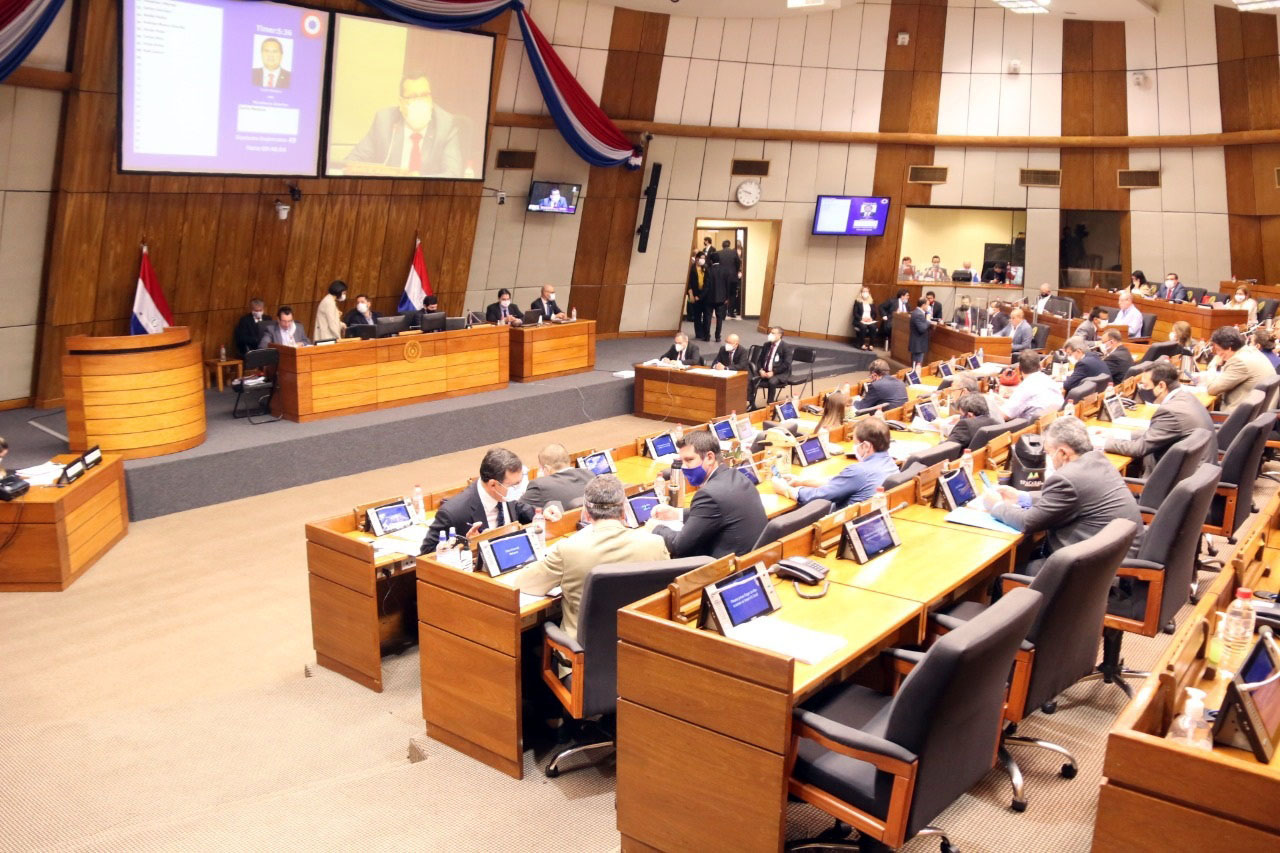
[700,564,846,665]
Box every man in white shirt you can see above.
[1112,290,1144,338]
[252,38,291,89]
[1033,283,1054,315]
[1002,352,1063,420]
[920,255,947,282]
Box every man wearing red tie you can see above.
[252,38,291,89]
[951,295,985,330]
[345,71,463,178]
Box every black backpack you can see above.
[1010,434,1046,491]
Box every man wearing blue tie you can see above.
[528,283,566,321]
[485,288,524,326]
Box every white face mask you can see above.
[252,311,263,320]
[1169,330,1178,341]
[724,345,735,353]
[498,473,528,503]
[545,294,555,303]
[500,299,511,308]
[357,302,370,314]
[338,293,346,302]
[1167,280,1177,289]
[768,334,779,344]
[1044,453,1057,480]
[404,100,432,130]
[852,441,870,462]
[1236,294,1246,303]
[674,342,684,352]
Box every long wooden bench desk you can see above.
[509,319,596,382]
[1080,290,1248,341]
[891,314,1013,367]
[633,363,750,424]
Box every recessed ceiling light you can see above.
[993,0,1050,13]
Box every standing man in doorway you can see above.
[716,240,740,333]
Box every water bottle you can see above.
[1063,401,1075,419]
[668,461,684,507]
[1166,687,1213,751]
[532,509,546,549]
[978,347,985,362]
[870,486,887,514]
[818,427,830,448]
[571,307,577,321]
[219,344,226,362]
[961,449,973,476]
[673,423,684,442]
[434,530,449,557]
[412,485,425,522]
[1220,588,1257,678]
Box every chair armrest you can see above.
[1209,411,1229,424]
[929,612,968,634]
[1120,559,1164,572]
[1217,481,1239,492]
[1001,572,1034,590]
[793,710,918,773]
[543,622,584,654]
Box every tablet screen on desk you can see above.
[647,433,677,458]
[798,436,827,465]
[368,500,413,537]
[905,370,920,385]
[578,450,616,475]
[916,401,938,422]
[855,513,896,559]
[713,419,737,441]
[484,531,538,575]
[627,490,660,525]
[940,468,977,509]
[967,355,981,369]
[716,568,775,627]
[776,401,798,421]
[938,362,953,378]
[82,446,103,468]
[1103,393,1125,422]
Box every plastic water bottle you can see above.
[1063,401,1075,419]
[532,509,546,549]
[978,347,985,362]
[412,485,425,522]
[219,344,226,361]
[434,530,449,557]
[571,307,577,321]
[871,486,887,513]
[1221,588,1257,678]
[961,449,973,476]
[1166,687,1213,751]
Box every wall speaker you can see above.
[636,162,662,253]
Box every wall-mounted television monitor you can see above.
[120,0,329,175]
[325,13,494,179]
[812,195,891,237]
[527,181,580,214]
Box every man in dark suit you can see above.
[650,430,768,558]
[924,291,944,322]
[946,393,1000,449]
[717,240,742,318]
[854,359,908,412]
[951,295,986,330]
[528,284,566,321]
[343,294,381,328]
[985,417,1143,568]
[1061,336,1111,394]
[252,38,290,88]
[258,306,311,348]
[1104,363,1215,474]
[235,298,268,357]
[523,443,594,510]
[1100,328,1134,384]
[1155,273,1188,302]
[485,288,523,326]
[880,288,912,344]
[704,243,734,341]
[909,297,931,367]
[660,333,701,365]
[748,327,792,407]
[989,302,1011,334]
[422,448,537,551]
[344,72,462,177]
[710,332,748,371]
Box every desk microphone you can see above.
[887,501,910,515]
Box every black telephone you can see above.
[802,404,823,415]
[0,473,30,501]
[774,557,829,585]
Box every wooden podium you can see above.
[509,320,596,382]
[62,327,206,459]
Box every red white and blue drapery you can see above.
[353,0,640,167]
[0,0,67,82]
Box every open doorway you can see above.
[685,219,780,330]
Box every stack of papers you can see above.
[732,618,847,665]
[690,368,736,377]
[889,439,934,462]
[1108,416,1150,431]
[372,524,430,557]
[613,370,636,379]
[16,461,63,487]
[945,507,1020,534]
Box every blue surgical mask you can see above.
[682,459,709,487]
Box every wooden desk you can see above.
[892,314,1012,366]
[1081,290,1248,341]
[633,364,749,424]
[202,357,243,392]
[509,320,596,382]
[62,327,207,459]
[0,455,129,591]
[272,326,509,422]
[1034,311,1127,351]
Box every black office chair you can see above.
[541,556,713,777]
[964,418,1027,452]
[751,499,832,550]
[1125,428,1214,513]
[935,519,1139,810]
[1030,323,1050,352]
[1065,376,1106,404]
[1137,313,1157,341]
[1094,466,1220,696]
[900,441,964,471]
[881,461,925,491]
[231,348,281,423]
[1183,286,1207,306]
[786,346,818,400]
[1212,389,1265,454]
[1259,298,1280,324]
[1203,411,1271,542]
[1253,373,1280,413]
[787,589,1042,852]
[1133,340,1185,370]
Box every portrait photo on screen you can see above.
[121,0,328,175]
[326,14,494,180]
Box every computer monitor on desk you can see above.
[345,325,375,340]
[419,310,447,333]
[375,315,408,338]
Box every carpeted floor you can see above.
[0,391,1231,853]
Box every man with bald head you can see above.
[522,443,593,510]
[711,333,748,371]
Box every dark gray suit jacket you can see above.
[991,450,1144,556]
[259,323,310,348]
[523,468,593,510]
[346,106,462,177]
[1104,388,1215,474]
[908,308,931,356]
[1004,321,1034,353]
[655,465,767,558]
[422,483,535,553]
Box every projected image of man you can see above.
[538,187,568,210]
[345,70,461,177]
[252,37,290,89]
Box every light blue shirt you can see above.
[1115,304,1143,337]
[796,451,899,509]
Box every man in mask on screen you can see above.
[346,70,462,178]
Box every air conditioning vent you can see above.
[1117,169,1160,189]
[907,165,948,184]
[1019,168,1061,188]
[732,159,770,177]
[495,149,536,170]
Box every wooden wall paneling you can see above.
[316,195,361,301]
[571,195,610,288]
[884,2,921,72]
[600,49,639,121]
[1093,148,1130,211]
[108,147,151,194]
[208,195,261,307]
[76,0,118,94]
[570,285,601,321]
[142,193,188,299]
[62,92,115,192]
[1060,73,1095,136]
[280,198,324,305]
[175,194,224,305]
[1062,20,1094,74]
[1228,214,1263,280]
[1241,11,1279,59]
[220,178,263,194]
[609,8,646,54]
[879,71,915,134]
[1260,217,1280,282]
[348,194,391,294]
[1247,59,1280,131]
[1250,143,1280,216]
[243,196,291,311]
[1091,22,1127,72]
[1093,72,1128,137]
[1217,61,1251,133]
[638,13,670,57]
[375,196,422,302]
[1225,146,1258,215]
[907,72,941,134]
[46,193,108,326]
[442,196,482,310]
[35,324,91,404]
[1120,211,1132,281]
[864,145,909,284]
[149,176,189,194]
[1059,150,1095,210]
[1216,5,1245,64]
[418,194,453,300]
[630,52,664,121]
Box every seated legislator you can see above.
[1000,352,1062,421]
[748,327,793,406]
[983,418,1144,569]
[945,393,1000,448]
[951,295,986,330]
[1033,282,1054,315]
[1074,306,1107,343]
[422,448,537,550]
[983,261,1010,283]
[919,256,948,282]
[528,283,566,321]
[1103,363,1215,474]
[853,359,908,413]
[771,418,897,509]
[511,476,669,638]
[485,288,524,326]
[314,280,348,341]
[852,288,879,351]
[523,443,593,510]
[1061,336,1110,394]
[989,302,1011,334]
[1100,329,1134,385]
[344,71,462,178]
[259,306,311,348]
[1257,329,1280,371]
[951,374,1007,423]
[235,298,268,357]
[1155,273,1187,302]
[1111,289,1144,338]
[1001,307,1034,353]
[711,333,749,371]
[343,294,381,328]
[650,430,768,558]
[1200,326,1276,409]
[660,332,701,366]
[1228,283,1259,325]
